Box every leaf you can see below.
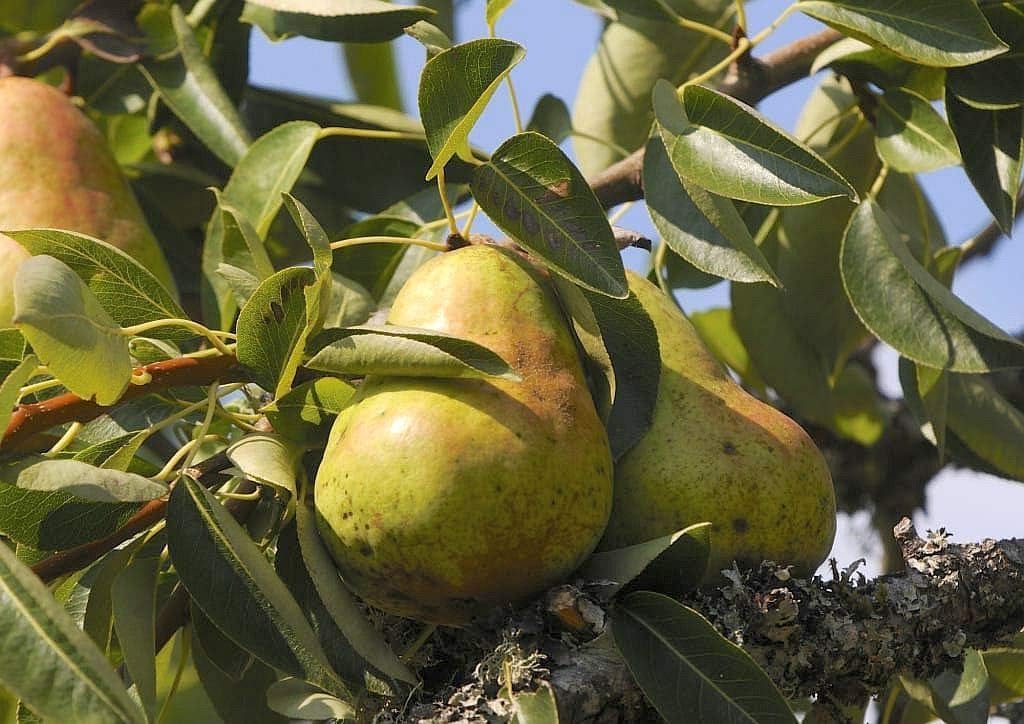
[811,39,945,96]
[13,255,132,406]
[215,198,276,284]
[984,647,1024,704]
[898,649,991,724]
[655,82,857,206]
[551,276,615,420]
[946,97,1023,234]
[946,1,1024,110]
[266,678,355,720]
[875,88,962,172]
[190,605,255,682]
[331,215,420,298]
[643,136,780,286]
[294,493,417,684]
[342,40,402,110]
[795,0,1008,67]
[840,200,1024,372]
[571,2,733,175]
[4,458,166,503]
[485,0,515,29]
[583,288,660,459]
[165,477,347,697]
[471,131,627,297]
[263,378,356,445]
[242,0,434,42]
[944,373,1024,481]
[322,274,376,329]
[225,433,303,497]
[916,364,950,459]
[111,556,160,721]
[611,591,796,724]
[306,325,517,379]
[404,20,452,57]
[509,682,560,724]
[202,121,321,329]
[688,309,765,393]
[579,523,711,596]
[0,355,38,446]
[527,94,573,144]
[832,363,887,447]
[191,628,288,724]
[0,542,146,724]
[139,5,251,167]
[419,38,525,179]
[236,266,318,397]
[7,229,188,340]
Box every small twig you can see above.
[960,186,1024,263]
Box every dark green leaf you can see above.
[13,255,131,406]
[419,38,525,178]
[811,39,946,96]
[192,628,288,724]
[139,5,251,167]
[111,557,160,721]
[551,277,615,420]
[242,0,434,42]
[0,542,145,724]
[7,229,188,340]
[190,605,254,682]
[471,131,627,297]
[263,378,355,445]
[527,94,573,144]
[579,523,710,596]
[166,477,347,697]
[841,200,1024,372]
[306,325,517,379]
[643,136,779,285]
[655,81,857,206]
[611,591,796,724]
[795,0,1008,67]
[946,97,1023,234]
[875,88,961,172]
[946,1,1024,109]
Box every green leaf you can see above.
[946,1,1024,110]
[643,136,780,286]
[202,121,321,329]
[0,542,146,724]
[13,255,132,406]
[471,131,627,297]
[322,274,376,329]
[984,647,1024,704]
[266,678,355,720]
[486,0,515,29]
[832,363,887,447]
[243,0,434,42]
[551,276,615,420]
[3,459,165,503]
[111,557,160,721]
[404,20,452,57]
[190,605,255,682]
[139,5,251,167]
[840,200,1024,372]
[688,309,765,393]
[263,378,356,445]
[526,94,573,144]
[916,364,950,459]
[191,628,288,724]
[342,41,403,110]
[611,591,796,724]
[225,433,303,497]
[579,523,711,596]
[898,649,991,724]
[7,229,188,340]
[508,682,559,724]
[811,39,946,97]
[946,97,1023,234]
[306,325,517,379]
[331,216,419,298]
[236,266,318,397]
[944,373,1024,481]
[294,496,417,684]
[165,477,347,697]
[795,0,1009,67]
[419,38,525,179]
[571,3,733,175]
[875,88,961,172]
[215,198,276,284]
[655,82,857,206]
[0,355,38,447]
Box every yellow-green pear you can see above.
[599,273,836,581]
[314,245,613,624]
[0,77,176,325]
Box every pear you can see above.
[314,245,613,624]
[599,272,836,581]
[0,77,176,325]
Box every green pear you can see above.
[599,273,836,581]
[0,77,176,325]
[314,245,614,624]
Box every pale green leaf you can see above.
[876,88,961,172]
[266,678,355,720]
[0,355,38,448]
[945,373,1024,481]
[243,0,434,42]
[263,378,356,445]
[0,542,146,724]
[688,309,765,393]
[471,131,627,297]
[343,41,402,110]
[5,458,165,503]
[510,682,560,724]
[419,38,525,179]
[13,255,131,406]
[403,20,452,57]
[225,433,303,497]
[486,0,515,29]
[795,0,1008,67]
[111,557,160,721]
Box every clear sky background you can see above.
[249,0,1024,576]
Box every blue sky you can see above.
[249,0,1024,574]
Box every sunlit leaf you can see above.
[579,523,710,596]
[263,378,355,445]
[243,0,434,42]
[226,433,303,497]
[875,87,961,172]
[266,677,356,720]
[946,1,1024,110]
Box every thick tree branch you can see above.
[588,28,843,209]
[402,520,1024,722]
[3,353,242,452]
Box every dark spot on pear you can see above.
[723,441,737,455]
[270,300,284,323]
[732,517,748,534]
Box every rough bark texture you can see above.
[386,520,1024,722]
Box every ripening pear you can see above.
[0,77,176,325]
[598,273,836,581]
[314,245,613,625]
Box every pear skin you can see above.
[599,273,836,581]
[314,245,613,624]
[0,77,176,325]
